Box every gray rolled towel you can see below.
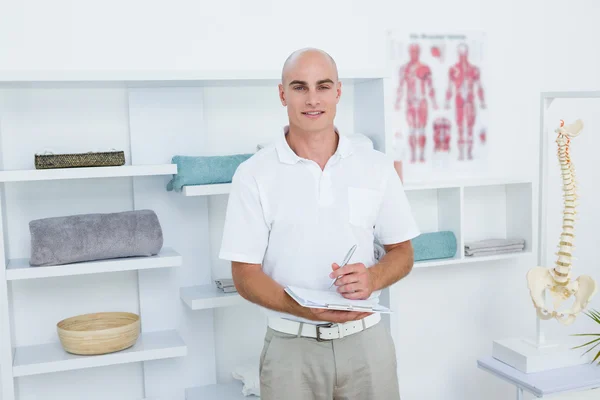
[29,210,164,266]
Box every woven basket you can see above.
[35,150,125,169]
[57,312,140,355]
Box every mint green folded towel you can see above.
[412,231,457,261]
[166,154,253,192]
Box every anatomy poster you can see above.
[387,31,489,183]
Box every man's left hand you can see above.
[330,262,373,300]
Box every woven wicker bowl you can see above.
[57,312,140,355]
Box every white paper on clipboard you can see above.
[284,286,392,313]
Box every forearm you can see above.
[368,242,414,292]
[232,262,311,319]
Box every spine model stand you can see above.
[527,119,597,325]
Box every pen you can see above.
[329,244,357,289]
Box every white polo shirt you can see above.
[218,127,420,324]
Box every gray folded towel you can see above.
[465,244,524,256]
[464,238,525,251]
[465,247,524,257]
[29,210,163,266]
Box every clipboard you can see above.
[284,285,392,314]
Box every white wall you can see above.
[0,1,600,400]
[378,1,600,399]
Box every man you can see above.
[219,48,420,400]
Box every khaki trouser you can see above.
[259,320,401,400]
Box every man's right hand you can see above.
[231,261,372,324]
[305,307,373,324]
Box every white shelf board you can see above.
[0,69,386,88]
[6,247,182,281]
[541,91,600,99]
[414,251,533,269]
[186,382,251,400]
[404,178,533,191]
[180,178,534,197]
[0,164,176,183]
[461,250,533,264]
[13,329,187,377]
[182,184,231,196]
[180,284,246,310]
[414,255,462,268]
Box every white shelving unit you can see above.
[409,179,534,267]
[0,70,535,399]
[0,165,186,400]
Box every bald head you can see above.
[277,48,342,134]
[281,48,339,84]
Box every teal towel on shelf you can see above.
[166,154,254,192]
[412,231,457,261]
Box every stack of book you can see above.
[215,278,237,293]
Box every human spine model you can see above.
[526,119,597,325]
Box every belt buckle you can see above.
[316,322,334,342]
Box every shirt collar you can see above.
[276,125,354,165]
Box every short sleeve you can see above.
[374,162,420,245]
[218,164,270,264]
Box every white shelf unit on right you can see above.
[461,179,534,261]
[404,178,534,268]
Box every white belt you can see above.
[268,313,381,341]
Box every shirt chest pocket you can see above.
[348,187,382,230]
